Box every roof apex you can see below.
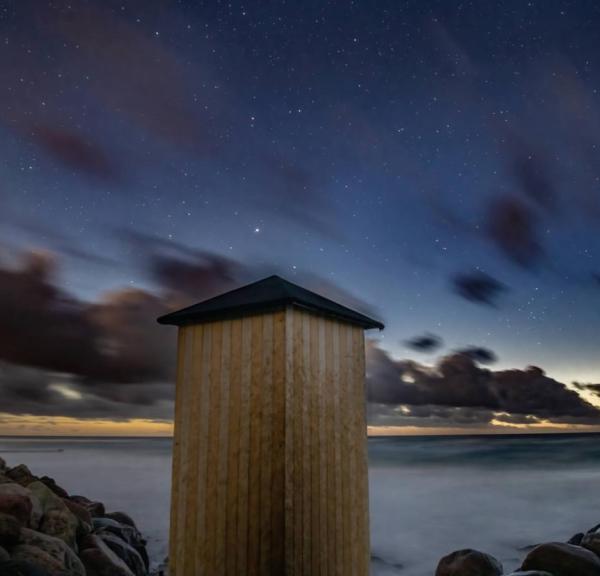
[156,274,384,330]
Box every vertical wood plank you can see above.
[175,327,194,574]
[215,321,231,574]
[194,323,213,573]
[347,327,358,576]
[309,314,321,576]
[339,325,352,575]
[237,316,253,574]
[247,315,263,575]
[205,321,223,573]
[292,310,304,574]
[301,312,312,575]
[284,308,295,576]
[318,317,328,576]
[271,311,286,573]
[324,319,336,576]
[332,322,343,576]
[225,319,242,576]
[259,314,273,575]
[183,325,203,575]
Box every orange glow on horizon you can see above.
[1,413,599,437]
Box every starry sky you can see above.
[2,0,600,435]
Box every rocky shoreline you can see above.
[435,523,600,576]
[0,456,155,576]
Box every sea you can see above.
[1,433,599,575]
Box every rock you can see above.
[568,533,584,546]
[62,499,92,528]
[582,531,600,557]
[0,511,22,545]
[70,496,105,518]
[0,559,53,575]
[39,477,68,500]
[19,528,85,576]
[80,535,135,576]
[93,517,148,569]
[40,509,79,551]
[522,542,600,576]
[0,545,10,561]
[505,572,555,575]
[10,545,66,575]
[0,483,42,528]
[27,482,78,550]
[104,511,137,529]
[98,532,147,576]
[0,472,13,484]
[0,457,6,472]
[6,465,37,488]
[436,549,503,576]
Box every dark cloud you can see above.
[455,346,497,364]
[30,125,118,180]
[452,271,507,306]
[0,241,376,421]
[486,196,542,268]
[366,343,600,426]
[404,333,443,353]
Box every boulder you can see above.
[0,457,6,472]
[40,509,79,551]
[104,511,137,529]
[92,517,148,568]
[69,496,105,518]
[505,572,555,575]
[568,533,584,546]
[62,499,92,528]
[436,549,503,576]
[6,465,37,488]
[0,511,22,545]
[0,559,53,575]
[19,528,85,576]
[521,542,600,576]
[28,481,78,549]
[39,477,68,500]
[0,472,13,484]
[98,532,147,576]
[0,483,42,528]
[0,545,10,562]
[10,545,66,576]
[79,535,135,576]
[582,531,600,557]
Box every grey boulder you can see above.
[521,542,600,576]
[436,549,503,576]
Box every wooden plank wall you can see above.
[169,308,369,576]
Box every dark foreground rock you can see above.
[0,458,150,576]
[436,548,503,576]
[521,542,600,576]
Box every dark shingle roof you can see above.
[157,275,384,330]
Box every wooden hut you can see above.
[157,275,383,576]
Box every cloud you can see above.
[404,333,443,353]
[452,271,507,306]
[455,346,497,364]
[0,241,376,421]
[366,343,600,426]
[30,125,119,180]
[486,196,542,268]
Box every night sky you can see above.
[2,0,600,434]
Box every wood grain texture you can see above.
[169,309,370,576]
